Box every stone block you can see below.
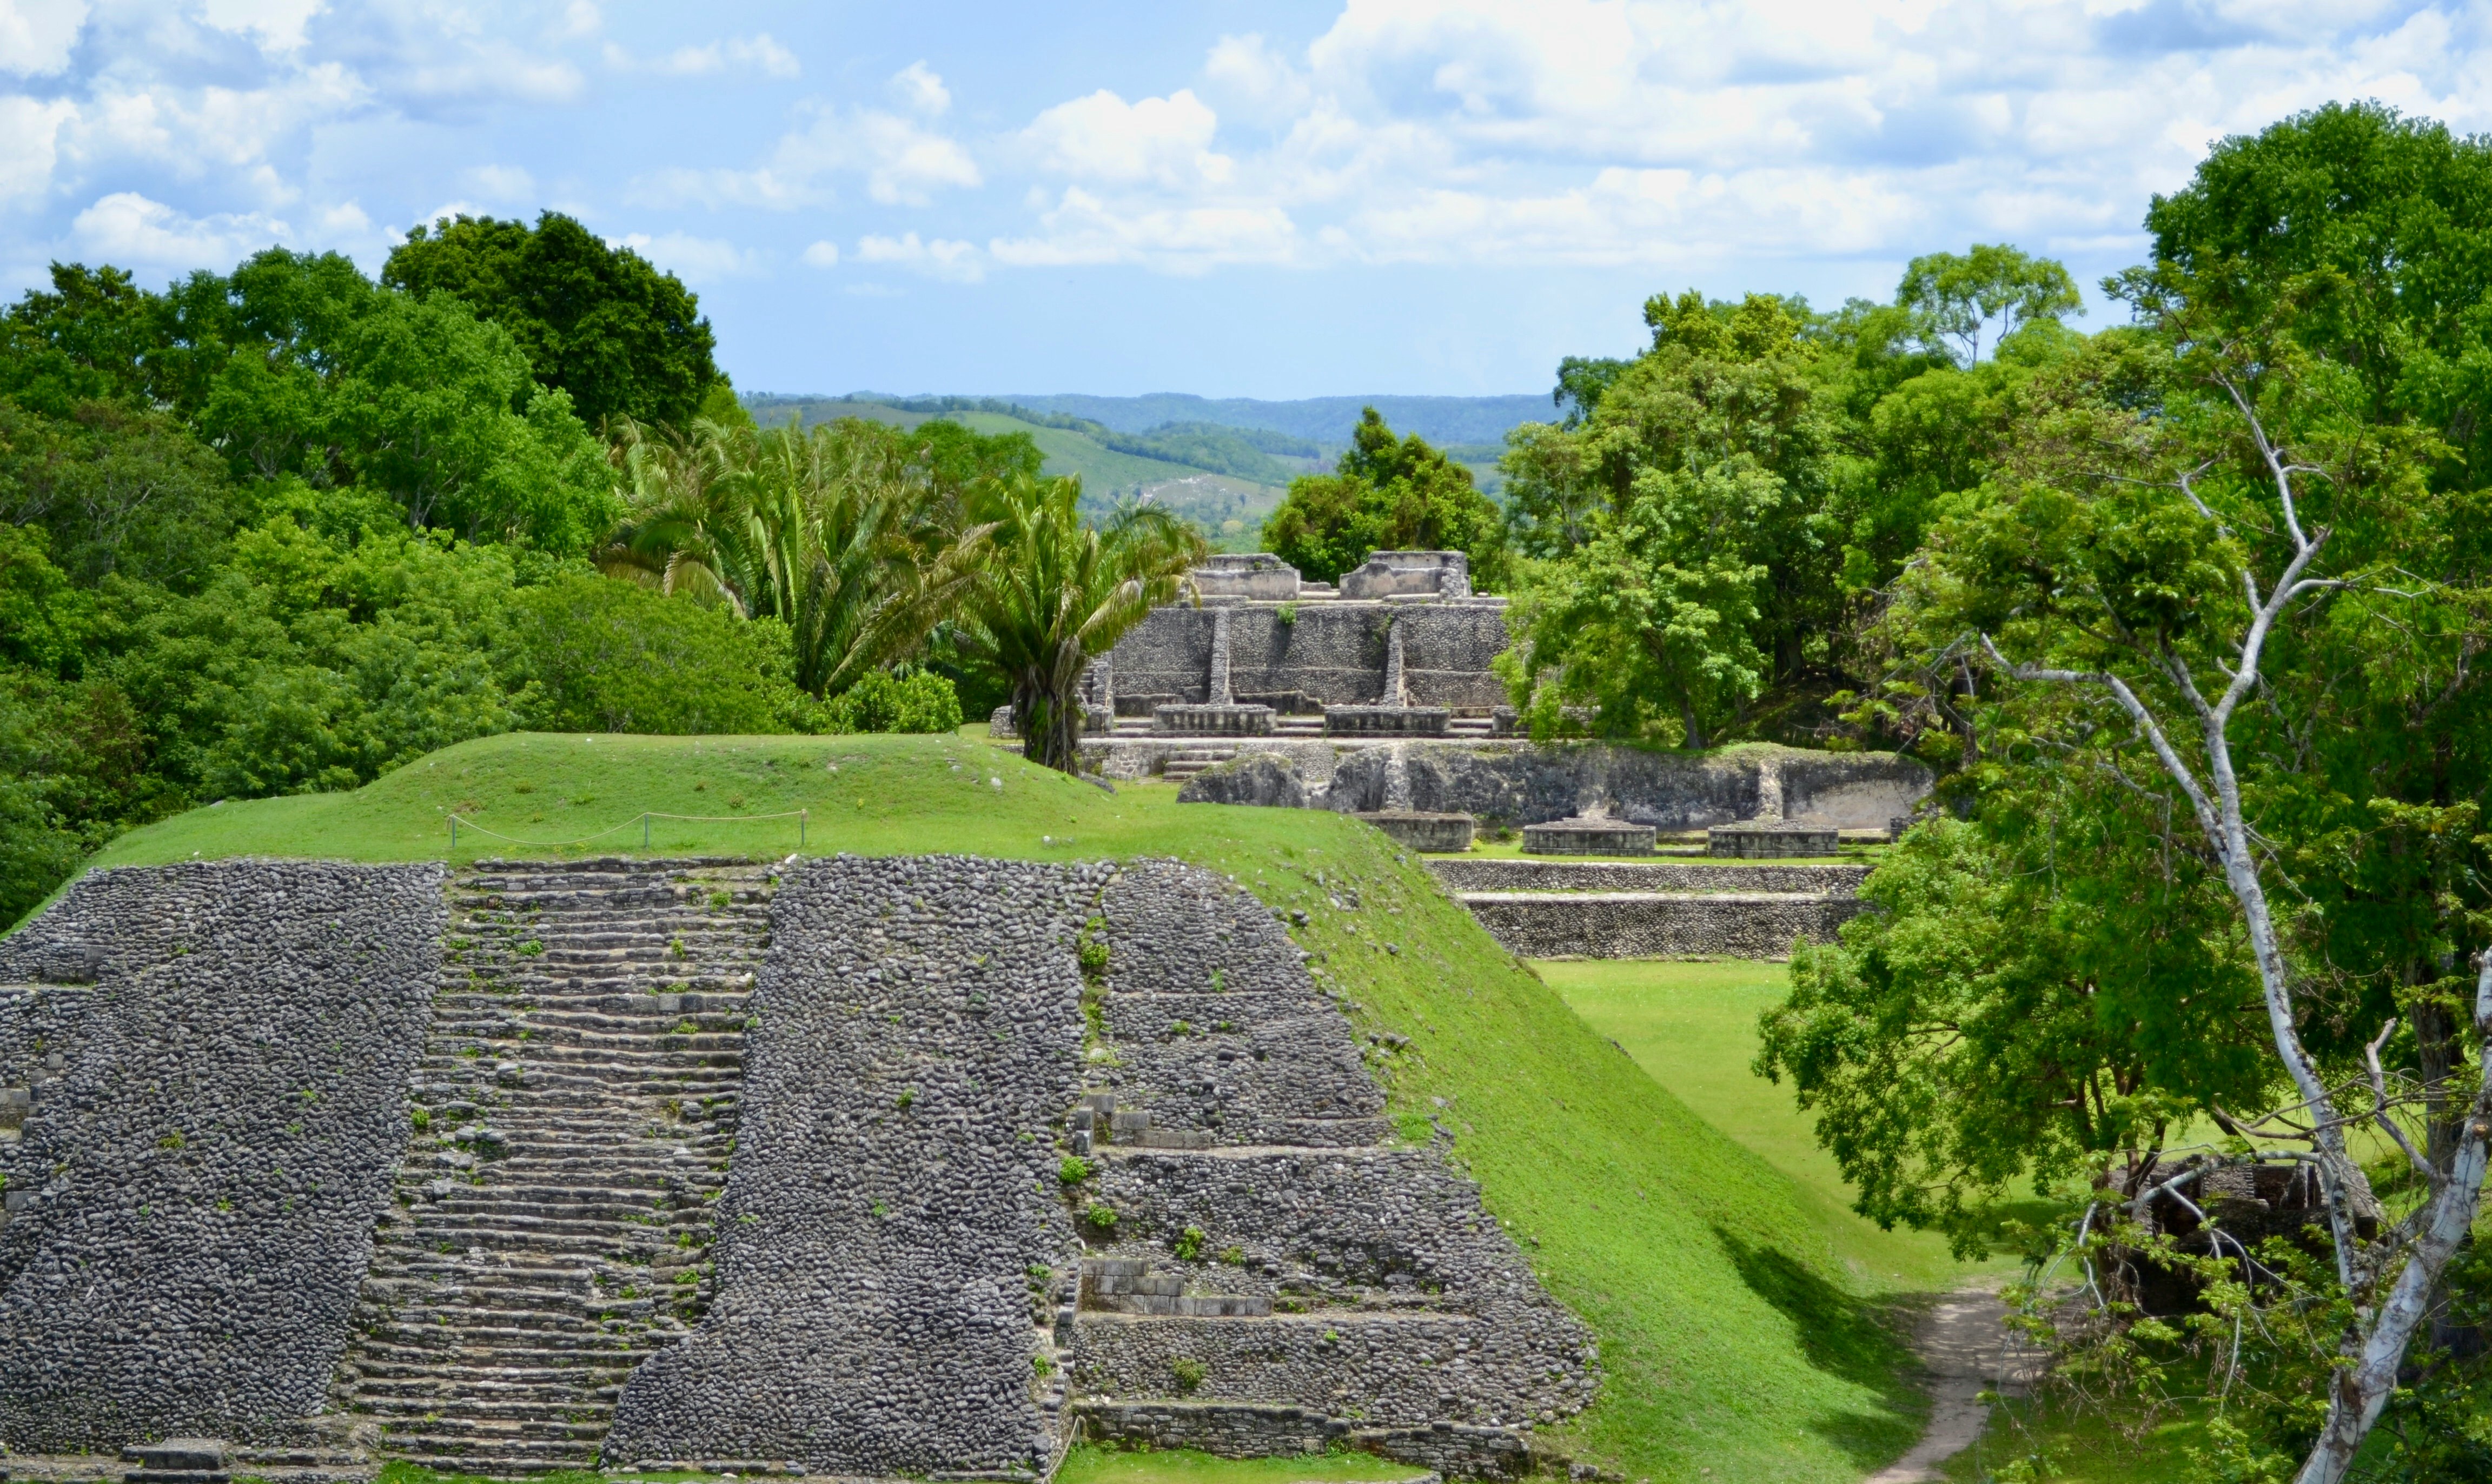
[1154,704,1276,737]
[1176,754,1307,808]
[1190,554,1301,601]
[1521,818,1656,856]
[1354,811,1475,854]
[1706,824,1840,858]
[1323,707,1450,737]
[125,1442,228,1473]
[1338,550,1472,600]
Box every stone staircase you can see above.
[335,858,777,1475]
[1159,744,1241,783]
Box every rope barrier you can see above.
[448,808,810,851]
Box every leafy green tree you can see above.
[0,264,174,415]
[324,293,615,550]
[1758,808,2276,1259]
[958,475,1202,771]
[0,522,93,674]
[1845,283,2490,1480]
[1261,408,1507,587]
[0,397,253,590]
[511,574,808,735]
[1895,242,2082,365]
[384,212,724,429]
[1500,293,1837,744]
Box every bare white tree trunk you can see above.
[1981,382,2492,1483]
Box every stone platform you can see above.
[1353,811,1476,853]
[1428,859,1873,960]
[1708,823,1841,858]
[1521,818,1657,856]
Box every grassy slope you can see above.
[1537,960,1974,1292]
[74,731,1931,1484]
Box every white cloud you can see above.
[1022,89,1232,188]
[889,59,948,115]
[613,230,759,283]
[636,70,980,209]
[990,187,1296,272]
[609,32,799,79]
[196,0,327,54]
[1203,33,1309,123]
[800,238,840,267]
[71,191,290,268]
[0,96,76,199]
[857,231,982,281]
[0,0,85,76]
[465,163,534,201]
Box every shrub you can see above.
[514,574,809,735]
[1058,1155,1092,1184]
[1086,1202,1118,1230]
[823,668,962,734]
[1171,1357,1207,1394]
[1174,1225,1206,1261]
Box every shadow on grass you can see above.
[1713,1223,1928,1469]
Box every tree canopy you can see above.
[1261,407,1507,588]
[385,211,725,430]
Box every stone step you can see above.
[339,858,767,1474]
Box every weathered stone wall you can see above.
[1456,891,1864,960]
[1068,862,1598,1441]
[1110,603,1511,712]
[604,855,1101,1478]
[1157,741,1931,833]
[1093,862,1388,1148]
[0,862,442,1452]
[1425,860,1872,894]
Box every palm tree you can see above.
[600,417,989,697]
[957,474,1204,771]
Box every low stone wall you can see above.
[0,861,443,1453]
[1427,860,1871,895]
[605,855,1100,1478]
[1156,741,1931,833]
[1456,891,1866,960]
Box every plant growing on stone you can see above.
[1173,1225,1206,1261]
[1078,936,1109,977]
[1085,1201,1117,1230]
[1057,1155,1091,1185]
[1170,1357,1207,1394]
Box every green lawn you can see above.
[57,730,1947,1484]
[1537,959,1979,1291]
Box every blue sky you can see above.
[5,1,2490,399]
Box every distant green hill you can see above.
[745,395,1287,550]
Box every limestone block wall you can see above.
[1323,743,1930,831]
[1068,861,1597,1438]
[1109,603,1512,712]
[604,856,1102,1478]
[0,853,1595,1478]
[0,862,443,1452]
[1457,892,1865,960]
[1093,862,1388,1148]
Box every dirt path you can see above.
[1865,1283,2045,1483]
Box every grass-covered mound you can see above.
[70,731,1946,1483]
